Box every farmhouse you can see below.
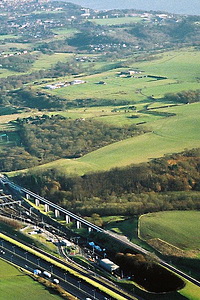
[119,70,142,76]
[70,79,86,85]
[44,80,86,89]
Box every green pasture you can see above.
[31,52,73,71]
[0,34,20,40]
[131,49,200,83]
[0,42,32,52]
[51,105,162,125]
[0,52,74,77]
[0,111,43,126]
[32,10,63,15]
[0,67,20,78]
[47,71,147,102]
[139,211,200,250]
[52,27,79,39]
[149,103,200,140]
[0,259,62,300]
[95,112,160,126]
[9,101,200,177]
[105,218,145,247]
[44,48,200,103]
[179,281,200,300]
[90,16,144,26]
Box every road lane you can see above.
[0,240,111,300]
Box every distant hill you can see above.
[66,0,200,15]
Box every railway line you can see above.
[0,175,200,299]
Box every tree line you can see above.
[0,115,142,171]
[14,148,200,216]
[0,53,37,72]
[163,89,200,104]
[115,253,185,293]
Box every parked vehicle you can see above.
[99,258,119,273]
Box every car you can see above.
[53,278,59,284]
[34,269,42,275]
[43,271,51,278]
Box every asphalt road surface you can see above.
[0,239,114,300]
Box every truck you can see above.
[99,258,119,273]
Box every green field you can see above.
[43,48,200,103]
[104,216,200,300]
[0,42,32,53]
[0,67,21,78]
[0,52,74,78]
[0,34,20,40]
[90,16,143,26]
[105,217,146,247]
[2,47,200,177]
[139,211,200,251]
[15,101,199,176]
[31,52,73,71]
[52,27,79,39]
[0,259,62,300]
[179,281,200,300]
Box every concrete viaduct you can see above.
[2,177,104,233]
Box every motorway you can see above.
[0,234,140,300]
[1,176,150,256]
[1,175,200,294]
[0,239,112,300]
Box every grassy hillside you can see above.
[139,211,200,251]
[11,101,199,176]
[2,47,200,177]
[42,48,200,103]
[31,53,73,71]
[0,260,62,300]
[91,16,143,26]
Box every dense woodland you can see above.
[115,253,185,293]
[0,54,37,72]
[0,115,142,171]
[14,148,200,216]
[0,87,131,110]
[115,253,185,292]
[0,89,69,110]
